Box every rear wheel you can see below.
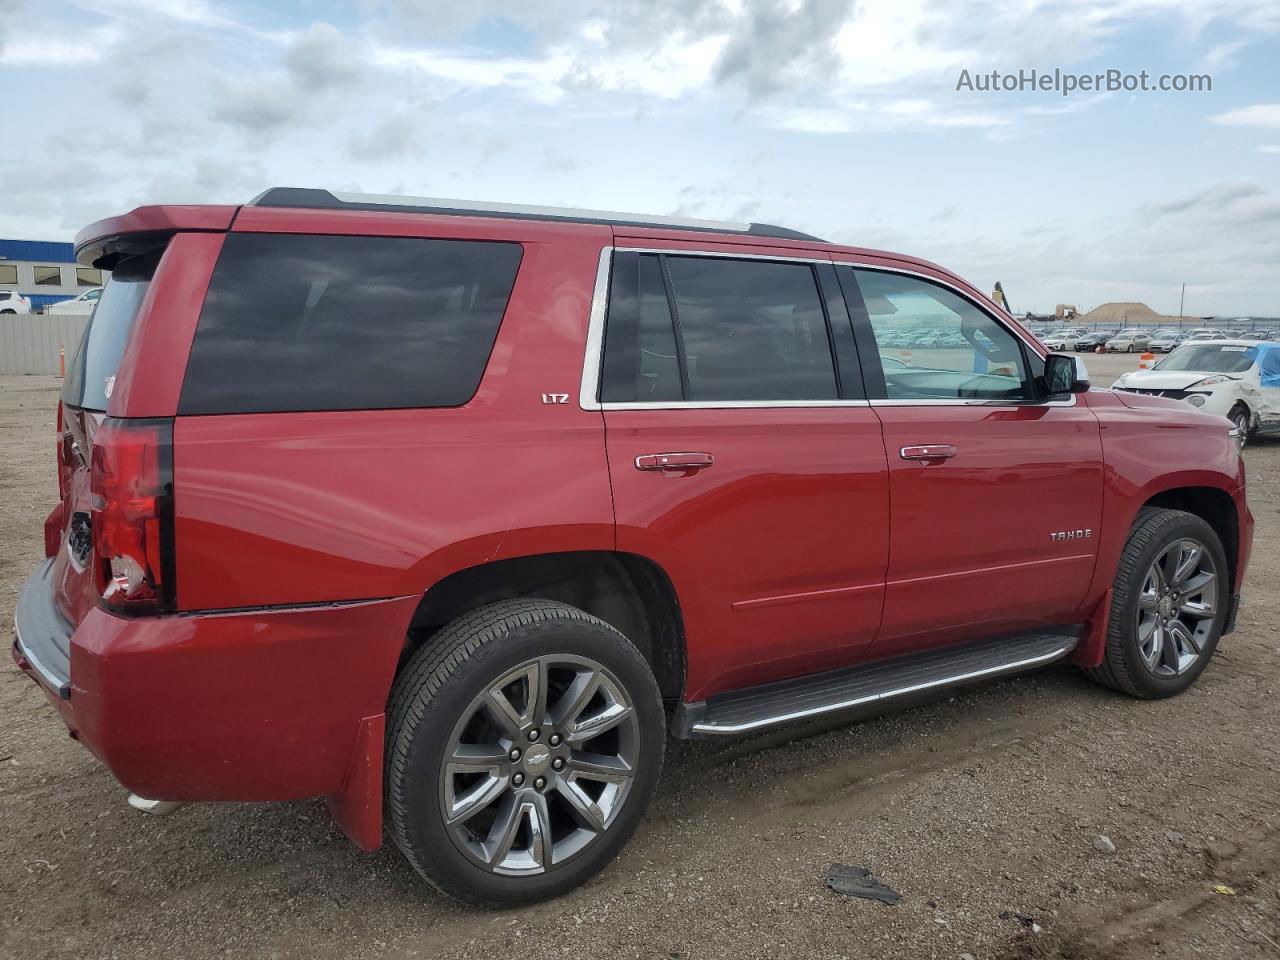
[385,599,665,906]
[1085,508,1227,698]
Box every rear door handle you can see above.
[900,444,957,461]
[635,452,715,473]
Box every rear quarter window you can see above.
[62,253,157,411]
[178,233,523,415]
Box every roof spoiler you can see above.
[74,205,238,269]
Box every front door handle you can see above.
[635,452,715,473]
[900,444,957,462]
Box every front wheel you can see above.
[385,599,665,906]
[1229,405,1251,450]
[1085,508,1228,698]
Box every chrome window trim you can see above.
[578,245,1076,411]
[596,399,872,410]
[578,246,613,411]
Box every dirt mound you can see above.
[1080,302,1160,324]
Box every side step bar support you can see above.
[676,630,1081,737]
[127,795,185,816]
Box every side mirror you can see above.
[1043,353,1090,395]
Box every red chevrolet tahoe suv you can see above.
[14,189,1252,905]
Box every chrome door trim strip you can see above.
[597,399,873,410]
[688,639,1077,735]
[615,245,833,265]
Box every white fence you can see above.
[0,314,87,375]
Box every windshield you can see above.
[61,252,159,411]
[1154,344,1257,374]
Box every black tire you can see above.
[1084,508,1228,698]
[385,599,665,906]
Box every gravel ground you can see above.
[2,361,1278,960]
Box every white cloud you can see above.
[1210,103,1280,128]
[1259,144,1280,154]
[0,24,122,65]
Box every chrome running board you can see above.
[676,630,1081,737]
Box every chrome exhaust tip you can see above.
[127,794,185,816]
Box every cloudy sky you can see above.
[1,0,1277,316]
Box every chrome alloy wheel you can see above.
[1231,409,1250,451]
[1136,538,1218,677]
[440,655,639,876]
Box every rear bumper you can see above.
[13,560,416,815]
[13,560,73,701]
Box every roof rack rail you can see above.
[248,188,825,243]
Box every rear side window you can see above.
[179,234,522,415]
[600,253,839,403]
[62,253,158,411]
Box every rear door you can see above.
[836,263,1104,654]
[592,244,890,702]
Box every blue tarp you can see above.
[1257,343,1280,389]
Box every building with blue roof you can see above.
[0,239,108,311]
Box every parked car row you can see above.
[875,329,970,349]
[0,287,104,316]
[1035,326,1278,354]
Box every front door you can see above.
[837,264,1105,655]
[592,246,890,702]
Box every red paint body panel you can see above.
[17,201,1255,857]
[1080,389,1251,599]
[872,403,1104,653]
[108,232,224,419]
[66,597,416,801]
[605,407,890,701]
[171,227,614,611]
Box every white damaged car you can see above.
[1113,339,1280,448]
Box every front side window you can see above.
[34,265,63,286]
[851,269,1029,401]
[600,252,839,403]
[180,233,522,415]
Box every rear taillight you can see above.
[90,418,176,614]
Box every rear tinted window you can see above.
[179,234,522,415]
[600,252,839,403]
[62,253,157,411]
